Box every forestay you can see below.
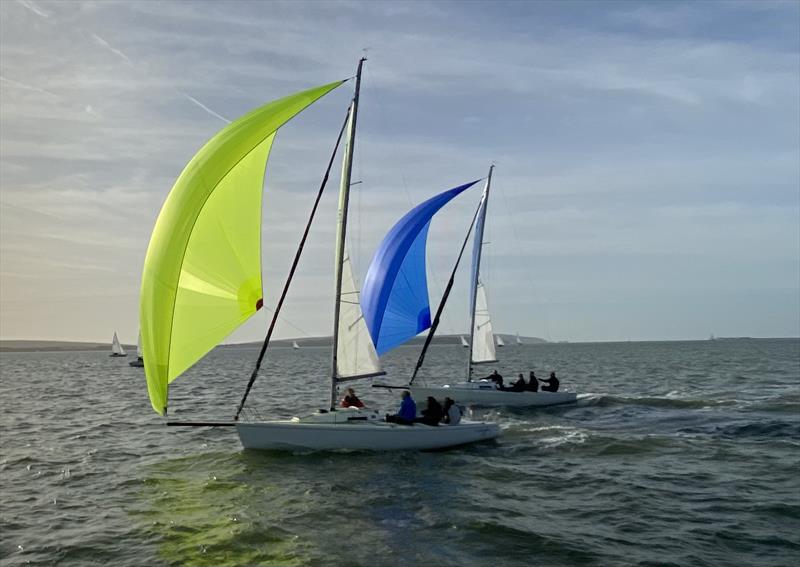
[140,80,345,415]
[361,180,480,355]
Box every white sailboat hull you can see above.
[411,382,577,407]
[236,408,499,451]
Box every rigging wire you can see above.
[496,181,553,341]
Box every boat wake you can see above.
[576,392,740,410]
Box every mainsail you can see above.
[471,281,497,363]
[468,171,498,367]
[140,80,345,415]
[331,98,383,381]
[361,180,480,355]
[338,251,382,378]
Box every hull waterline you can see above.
[235,409,499,451]
[411,383,577,407]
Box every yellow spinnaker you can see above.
[140,80,345,415]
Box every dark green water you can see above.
[1,339,798,566]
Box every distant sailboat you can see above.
[460,335,469,348]
[496,335,505,347]
[292,340,300,349]
[129,332,144,366]
[110,332,127,357]
[515,333,523,346]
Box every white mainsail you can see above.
[332,100,383,383]
[467,170,498,369]
[515,333,522,345]
[460,335,469,347]
[337,251,382,378]
[471,280,497,363]
[496,335,505,347]
[292,341,300,349]
[111,332,126,356]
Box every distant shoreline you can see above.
[1,336,796,353]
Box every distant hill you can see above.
[0,334,548,352]
[225,334,548,349]
[0,340,131,352]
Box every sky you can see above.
[0,0,798,344]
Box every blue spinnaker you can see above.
[362,180,481,354]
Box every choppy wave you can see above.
[1,339,798,567]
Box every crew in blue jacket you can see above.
[386,390,417,425]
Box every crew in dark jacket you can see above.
[487,370,504,388]
[540,372,560,392]
[527,371,539,392]
[415,396,443,426]
[508,373,527,392]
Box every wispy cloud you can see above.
[181,93,230,123]
[90,33,135,68]
[0,75,58,97]
[15,0,49,19]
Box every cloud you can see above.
[0,75,58,97]
[0,0,797,342]
[15,0,49,19]
[90,33,135,68]
[181,93,230,124]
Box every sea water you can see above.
[1,339,798,566]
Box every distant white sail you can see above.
[516,333,522,346]
[337,250,382,378]
[460,335,469,348]
[111,332,126,356]
[292,341,300,349]
[471,280,497,363]
[496,334,505,347]
[137,332,143,357]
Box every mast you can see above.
[234,107,352,421]
[330,57,365,410]
[466,165,493,381]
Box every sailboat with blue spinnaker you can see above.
[364,167,576,408]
